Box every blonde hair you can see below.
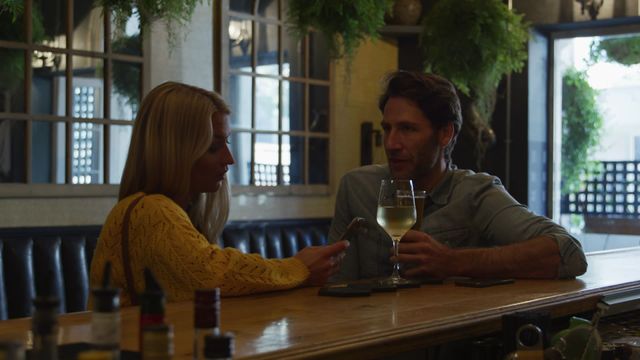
[119,82,231,243]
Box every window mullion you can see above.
[303,35,310,185]
[25,0,32,115]
[25,120,32,184]
[250,8,257,186]
[24,0,33,183]
[277,1,283,185]
[66,0,74,184]
[103,10,111,184]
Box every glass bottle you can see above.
[141,324,174,360]
[0,340,25,360]
[203,333,234,360]
[139,269,165,354]
[31,296,59,360]
[193,289,220,360]
[91,287,121,359]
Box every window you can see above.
[222,0,331,191]
[0,0,142,195]
[531,21,640,253]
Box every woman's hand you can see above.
[294,241,350,286]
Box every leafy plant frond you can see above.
[561,68,604,195]
[589,35,640,66]
[286,0,392,61]
[421,0,529,123]
[96,0,208,48]
[0,0,23,21]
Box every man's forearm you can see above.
[453,236,561,279]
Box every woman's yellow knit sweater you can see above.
[90,193,309,306]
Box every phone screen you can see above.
[339,217,366,241]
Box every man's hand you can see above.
[294,240,350,286]
[396,231,562,279]
[395,230,457,278]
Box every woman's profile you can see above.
[90,82,348,305]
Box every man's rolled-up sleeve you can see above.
[470,174,588,279]
[547,232,588,278]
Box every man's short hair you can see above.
[378,71,463,165]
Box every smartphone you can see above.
[454,278,515,288]
[318,284,371,297]
[339,217,366,241]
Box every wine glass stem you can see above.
[392,238,401,279]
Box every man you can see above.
[329,71,587,281]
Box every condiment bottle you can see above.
[203,333,234,360]
[141,324,173,360]
[31,296,60,360]
[91,261,121,359]
[193,288,220,360]
[139,269,165,354]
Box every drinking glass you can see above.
[376,179,416,286]
[412,190,427,230]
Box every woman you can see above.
[90,82,348,306]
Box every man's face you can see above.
[381,97,442,181]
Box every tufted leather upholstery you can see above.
[0,226,100,320]
[222,219,330,258]
[0,218,330,319]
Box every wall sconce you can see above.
[576,0,604,20]
[228,19,251,56]
[360,122,382,166]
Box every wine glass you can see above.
[376,179,417,286]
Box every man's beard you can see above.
[390,137,441,181]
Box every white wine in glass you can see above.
[376,179,416,286]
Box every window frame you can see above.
[0,0,143,198]
[534,19,640,219]
[217,0,333,196]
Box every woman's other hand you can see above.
[294,240,350,286]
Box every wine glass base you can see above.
[379,276,412,287]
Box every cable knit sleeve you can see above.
[90,193,309,306]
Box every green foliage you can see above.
[0,2,47,92]
[286,0,392,61]
[96,0,207,48]
[112,34,142,108]
[420,0,529,122]
[589,35,640,66]
[0,0,23,21]
[561,68,604,195]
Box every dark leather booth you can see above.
[0,218,330,320]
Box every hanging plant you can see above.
[0,1,47,93]
[286,0,392,62]
[0,0,22,21]
[112,34,142,109]
[561,68,603,195]
[96,0,207,48]
[589,35,640,66]
[420,0,529,168]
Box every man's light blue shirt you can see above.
[329,165,587,280]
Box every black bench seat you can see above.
[0,218,330,319]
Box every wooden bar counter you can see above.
[1,249,639,359]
